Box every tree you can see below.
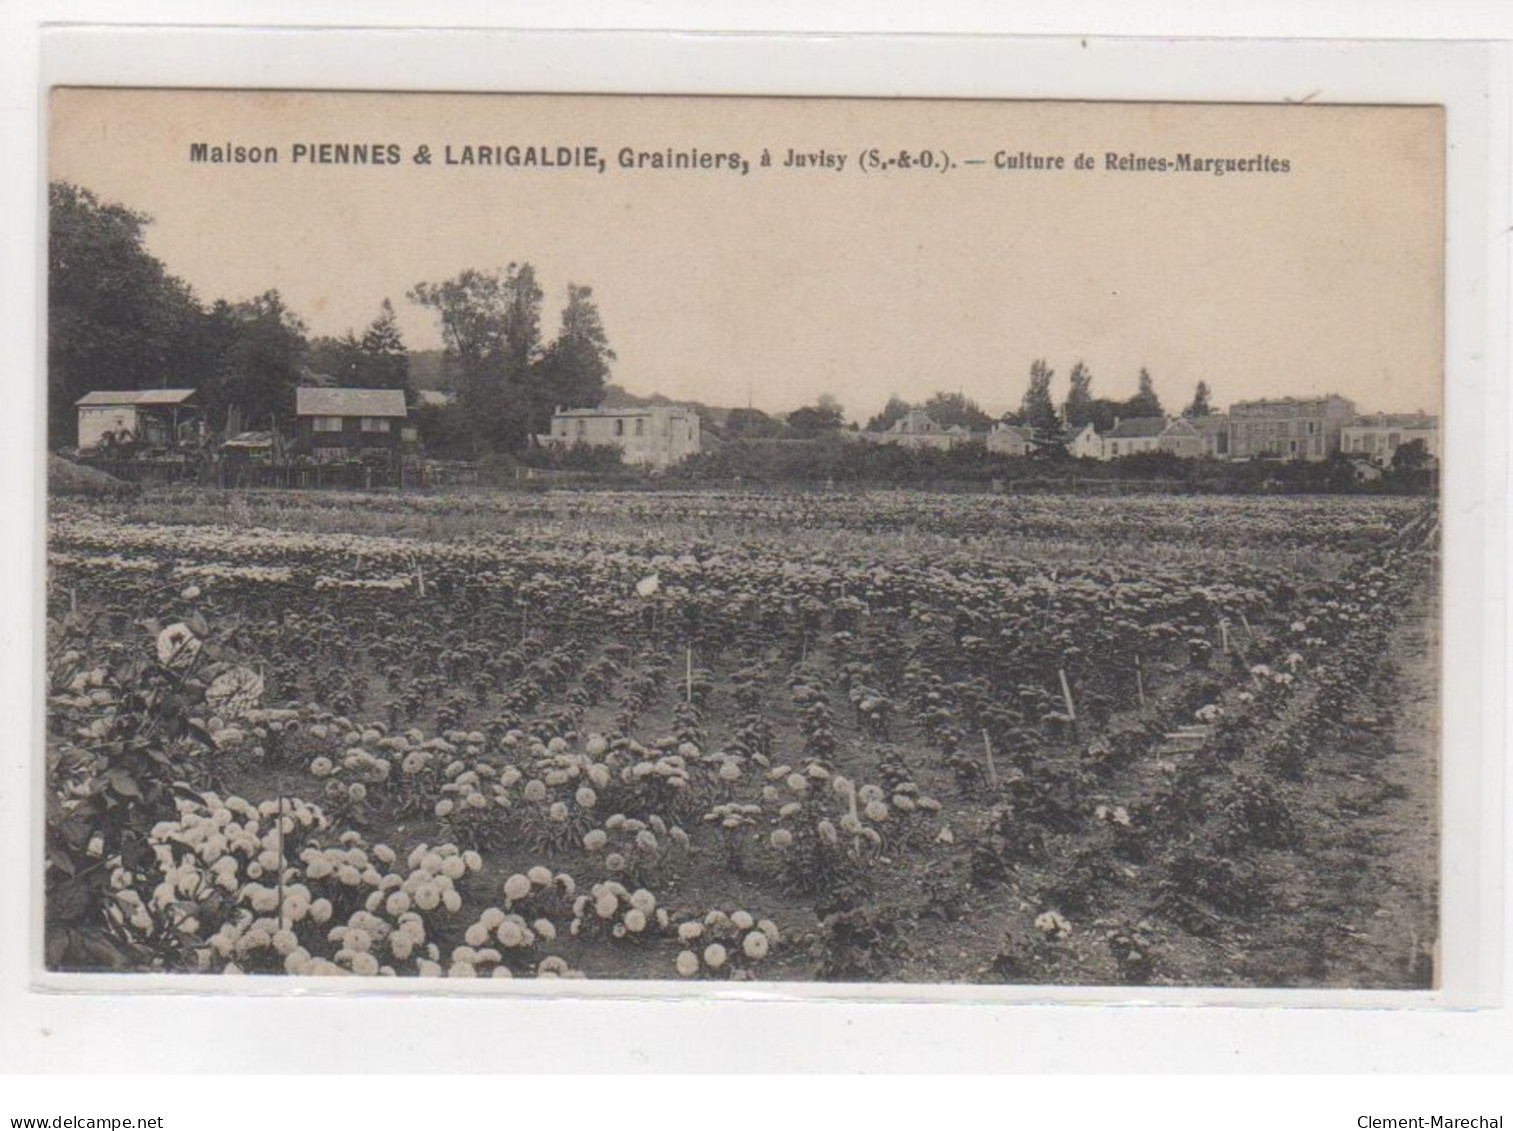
[203,290,308,432]
[1183,380,1213,418]
[533,284,615,418]
[865,395,913,433]
[1125,368,1164,418]
[409,264,546,454]
[1018,359,1061,439]
[358,299,412,398]
[1064,362,1095,428]
[724,407,785,438]
[48,182,206,447]
[305,332,364,386]
[787,401,845,434]
[1392,438,1430,473]
[922,391,994,432]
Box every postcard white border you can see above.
[2,15,1509,1072]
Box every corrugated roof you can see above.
[1106,416,1168,439]
[296,387,407,417]
[221,431,274,448]
[76,388,197,407]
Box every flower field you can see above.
[44,488,1440,986]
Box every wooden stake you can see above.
[1058,668,1077,722]
[1239,611,1253,637]
[981,728,999,788]
[1135,656,1147,708]
[1220,620,1230,654]
[685,645,693,703]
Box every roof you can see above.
[994,423,1036,440]
[221,431,274,449]
[76,388,196,407]
[1161,418,1201,436]
[1346,414,1439,430]
[296,387,407,418]
[893,410,939,434]
[416,389,457,408]
[553,404,693,418]
[1105,416,1168,439]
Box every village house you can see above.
[1191,412,1231,458]
[75,388,199,450]
[1100,416,1166,459]
[1226,394,1356,461]
[295,387,414,463]
[986,422,1037,457]
[861,409,983,452]
[1063,422,1102,460]
[1157,417,1206,459]
[1339,413,1439,462]
[540,404,702,469]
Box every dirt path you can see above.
[1285,553,1440,988]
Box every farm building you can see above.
[986,422,1037,457]
[75,388,199,450]
[1063,422,1102,460]
[1226,394,1356,461]
[295,387,415,462]
[1340,413,1439,462]
[1101,416,1167,459]
[539,404,702,469]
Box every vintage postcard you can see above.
[42,89,1443,990]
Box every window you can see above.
[615,419,625,436]
[360,417,391,433]
[635,419,645,437]
[576,420,587,437]
[313,416,343,433]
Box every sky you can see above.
[49,90,1444,422]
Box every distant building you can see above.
[1227,394,1356,461]
[540,404,702,468]
[1063,422,1102,460]
[862,409,983,452]
[75,388,199,450]
[416,389,458,409]
[295,387,413,462]
[1157,417,1206,459]
[986,422,1036,457]
[1340,413,1439,462]
[1190,412,1231,459]
[1101,416,1167,459]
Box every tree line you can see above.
[47,182,614,454]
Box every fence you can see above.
[78,458,428,491]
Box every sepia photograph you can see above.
[41,88,1445,990]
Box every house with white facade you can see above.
[539,404,702,469]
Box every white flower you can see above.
[675,950,699,977]
[703,943,728,970]
[742,931,770,960]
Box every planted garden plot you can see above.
[44,490,1438,986]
